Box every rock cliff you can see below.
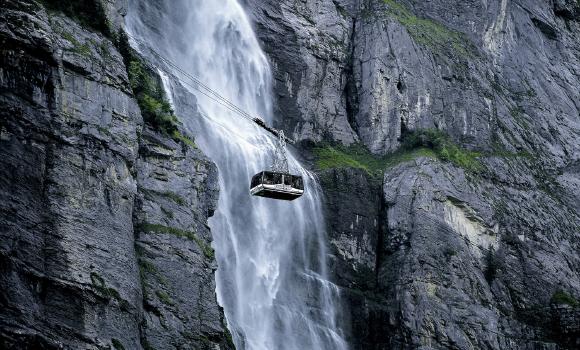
[245,0,579,348]
[1,0,579,349]
[0,1,231,349]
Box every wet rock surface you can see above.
[246,0,580,349]
[1,0,579,349]
[133,128,232,350]
[0,0,229,348]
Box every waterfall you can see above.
[126,1,348,349]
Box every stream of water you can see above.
[126,1,347,349]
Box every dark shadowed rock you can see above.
[133,128,232,350]
[0,0,231,348]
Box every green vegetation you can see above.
[139,259,157,276]
[138,223,215,260]
[127,59,179,133]
[52,27,93,57]
[551,290,579,307]
[172,130,197,148]
[158,190,186,206]
[314,129,482,177]
[314,143,436,177]
[443,246,457,260]
[90,272,130,310]
[138,257,169,287]
[382,0,474,57]
[400,129,483,172]
[117,33,196,148]
[224,329,235,348]
[156,290,175,306]
[111,339,125,350]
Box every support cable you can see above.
[125,32,294,144]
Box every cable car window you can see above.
[283,175,292,186]
[272,173,282,184]
[251,173,262,188]
[263,172,280,185]
[263,172,272,185]
[293,177,304,190]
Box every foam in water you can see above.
[126,1,348,349]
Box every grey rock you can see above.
[0,2,142,348]
[244,0,580,348]
[0,1,231,349]
[133,128,231,350]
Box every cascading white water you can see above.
[126,1,348,349]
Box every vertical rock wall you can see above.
[245,0,580,348]
[0,1,231,348]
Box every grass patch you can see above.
[158,191,186,206]
[155,290,174,306]
[400,129,483,172]
[314,143,436,177]
[172,130,197,148]
[551,290,579,307]
[139,259,157,276]
[53,28,93,57]
[383,0,474,57]
[127,59,179,135]
[138,258,168,287]
[314,129,482,176]
[138,223,215,260]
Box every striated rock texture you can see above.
[133,128,231,350]
[0,0,230,349]
[245,0,580,349]
[1,0,579,349]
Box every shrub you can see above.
[116,33,197,148]
[155,290,174,306]
[127,59,180,135]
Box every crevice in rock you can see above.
[344,17,360,136]
[531,18,559,40]
[374,184,387,287]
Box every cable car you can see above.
[248,123,304,201]
[250,171,304,200]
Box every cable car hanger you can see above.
[127,33,304,201]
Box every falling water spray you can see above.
[126,1,348,349]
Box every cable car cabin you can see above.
[250,171,304,201]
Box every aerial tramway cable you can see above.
[127,32,304,200]
[126,33,293,144]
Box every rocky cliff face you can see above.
[0,1,231,349]
[2,0,579,349]
[245,0,580,349]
